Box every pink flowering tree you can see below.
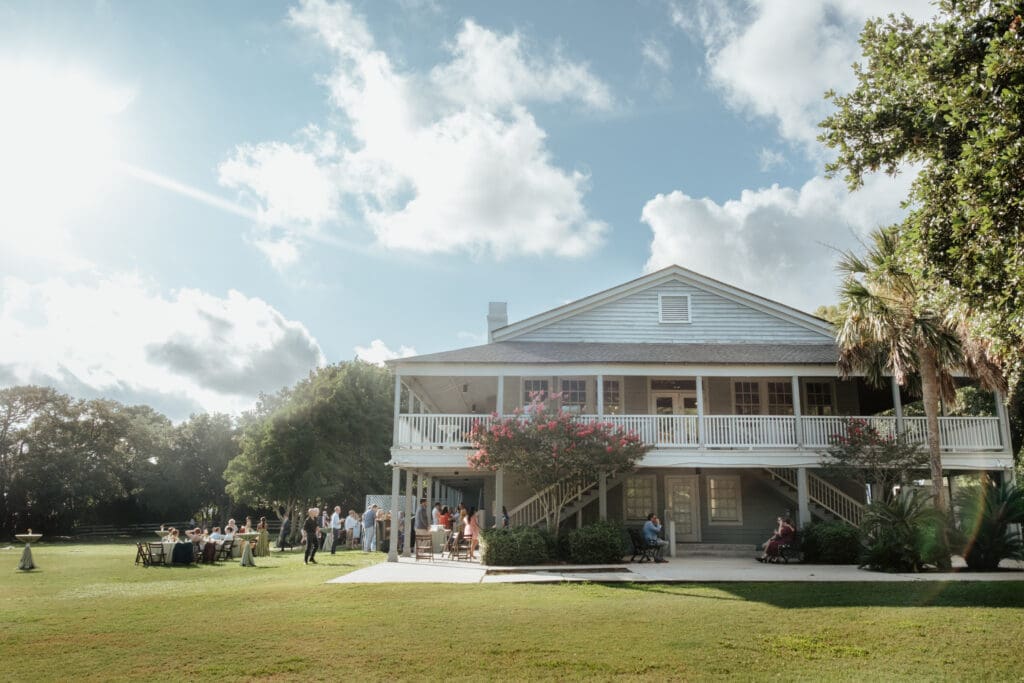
[820,418,928,503]
[468,392,650,536]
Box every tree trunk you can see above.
[918,348,947,512]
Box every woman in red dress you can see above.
[757,516,795,562]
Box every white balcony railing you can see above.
[393,413,1005,451]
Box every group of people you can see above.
[417,501,483,559]
[158,516,271,559]
[296,504,382,565]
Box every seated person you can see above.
[642,513,669,563]
[223,525,236,540]
[758,516,795,562]
[208,527,224,541]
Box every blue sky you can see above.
[0,0,933,419]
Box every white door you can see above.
[651,392,698,444]
[665,475,701,543]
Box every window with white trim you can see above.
[560,378,587,414]
[659,294,691,323]
[767,381,794,415]
[707,475,743,524]
[624,476,656,521]
[602,378,621,415]
[734,381,761,415]
[805,381,834,416]
[523,378,549,406]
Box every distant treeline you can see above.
[0,361,394,538]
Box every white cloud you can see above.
[219,0,610,267]
[758,148,786,172]
[641,38,671,74]
[685,0,935,150]
[354,339,417,366]
[0,275,325,419]
[641,171,916,311]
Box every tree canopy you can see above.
[468,393,650,535]
[821,0,1024,377]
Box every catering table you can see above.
[236,532,258,566]
[15,533,41,570]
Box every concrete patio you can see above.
[328,555,1024,585]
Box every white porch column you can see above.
[424,475,432,514]
[796,467,811,528]
[995,390,1011,452]
[598,473,608,521]
[387,465,401,562]
[695,376,705,448]
[495,469,504,526]
[597,374,604,415]
[791,376,803,447]
[891,377,904,433]
[403,471,415,557]
[392,374,402,444]
[496,375,504,415]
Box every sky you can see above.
[0,0,937,420]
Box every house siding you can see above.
[509,281,830,344]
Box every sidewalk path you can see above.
[328,556,1024,585]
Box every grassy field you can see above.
[1,542,1023,681]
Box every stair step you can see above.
[679,543,757,558]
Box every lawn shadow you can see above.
[606,580,1024,609]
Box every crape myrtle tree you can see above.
[225,361,392,543]
[468,393,651,537]
[820,418,929,503]
[820,0,1024,378]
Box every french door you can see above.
[664,475,701,542]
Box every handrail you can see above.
[507,478,598,529]
[766,467,865,526]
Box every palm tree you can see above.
[834,226,1005,513]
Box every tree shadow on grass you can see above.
[603,580,1024,609]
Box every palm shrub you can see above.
[953,478,1024,571]
[800,521,860,564]
[567,520,627,564]
[860,488,949,572]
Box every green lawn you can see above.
[1,542,1023,681]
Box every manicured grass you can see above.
[2,542,1023,681]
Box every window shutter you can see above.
[659,294,691,323]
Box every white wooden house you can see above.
[383,266,1014,558]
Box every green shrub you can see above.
[480,526,550,566]
[953,478,1024,570]
[566,520,627,564]
[799,521,860,564]
[859,488,949,572]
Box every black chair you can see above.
[215,539,234,562]
[628,528,658,563]
[776,533,802,564]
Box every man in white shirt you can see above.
[329,506,342,555]
[432,502,442,526]
[344,509,358,549]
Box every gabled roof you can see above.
[491,264,833,342]
[392,341,839,366]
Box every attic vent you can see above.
[659,294,691,323]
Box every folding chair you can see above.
[414,530,434,561]
[135,542,151,567]
[147,542,167,566]
[215,539,234,562]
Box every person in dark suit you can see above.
[277,514,292,551]
[303,507,320,564]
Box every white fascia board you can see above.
[389,362,844,377]
[390,449,476,469]
[492,266,833,341]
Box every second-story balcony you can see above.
[394,413,1007,452]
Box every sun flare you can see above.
[0,61,133,238]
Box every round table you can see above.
[15,533,41,571]
[236,532,259,566]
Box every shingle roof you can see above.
[391,341,839,365]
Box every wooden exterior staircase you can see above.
[762,467,866,526]
[507,476,622,529]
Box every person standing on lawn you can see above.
[329,506,343,554]
[303,507,320,564]
[362,504,378,552]
[344,509,358,549]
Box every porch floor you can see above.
[327,555,1024,585]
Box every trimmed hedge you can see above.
[480,527,550,566]
[799,521,860,564]
[566,520,627,564]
